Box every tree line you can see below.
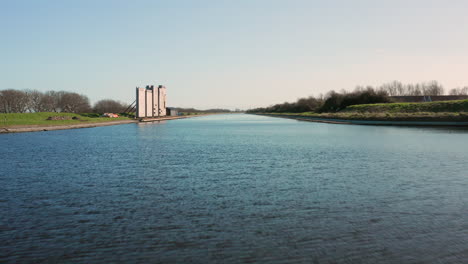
[174,107,234,113]
[247,81,468,113]
[0,89,128,114]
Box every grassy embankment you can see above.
[0,112,133,127]
[264,99,468,122]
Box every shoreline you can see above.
[257,114,468,126]
[0,115,201,134]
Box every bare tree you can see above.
[448,87,468,95]
[93,99,127,113]
[58,92,91,113]
[378,81,444,96]
[422,81,444,96]
[379,81,403,96]
[25,90,44,112]
[462,87,468,95]
[0,91,5,113]
[38,91,60,112]
[0,89,30,113]
[412,84,423,96]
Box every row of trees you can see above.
[247,81,468,113]
[378,81,445,96]
[247,88,389,113]
[319,88,390,112]
[174,107,233,113]
[367,80,466,96]
[0,89,128,114]
[448,87,468,95]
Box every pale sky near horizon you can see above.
[2,0,468,109]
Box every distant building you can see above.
[166,107,178,116]
[391,95,468,103]
[136,85,167,118]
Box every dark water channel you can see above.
[1,114,467,263]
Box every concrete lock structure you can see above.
[136,85,167,118]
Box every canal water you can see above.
[1,114,467,263]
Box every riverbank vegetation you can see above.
[266,110,468,122]
[344,99,468,113]
[258,99,468,122]
[247,81,468,122]
[247,81,461,114]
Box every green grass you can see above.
[343,99,468,113]
[254,99,468,122]
[0,112,132,127]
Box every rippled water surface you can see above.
[1,114,468,263]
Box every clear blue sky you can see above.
[2,0,468,109]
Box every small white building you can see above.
[166,107,179,116]
[136,85,167,118]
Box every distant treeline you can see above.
[0,89,128,114]
[174,107,236,113]
[247,81,468,113]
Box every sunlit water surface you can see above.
[1,114,467,263]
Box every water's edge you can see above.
[256,113,468,126]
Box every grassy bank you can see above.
[343,99,468,113]
[258,100,468,122]
[0,112,132,127]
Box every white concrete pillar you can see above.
[145,89,152,117]
[158,85,167,116]
[136,87,146,118]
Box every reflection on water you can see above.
[1,114,467,263]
